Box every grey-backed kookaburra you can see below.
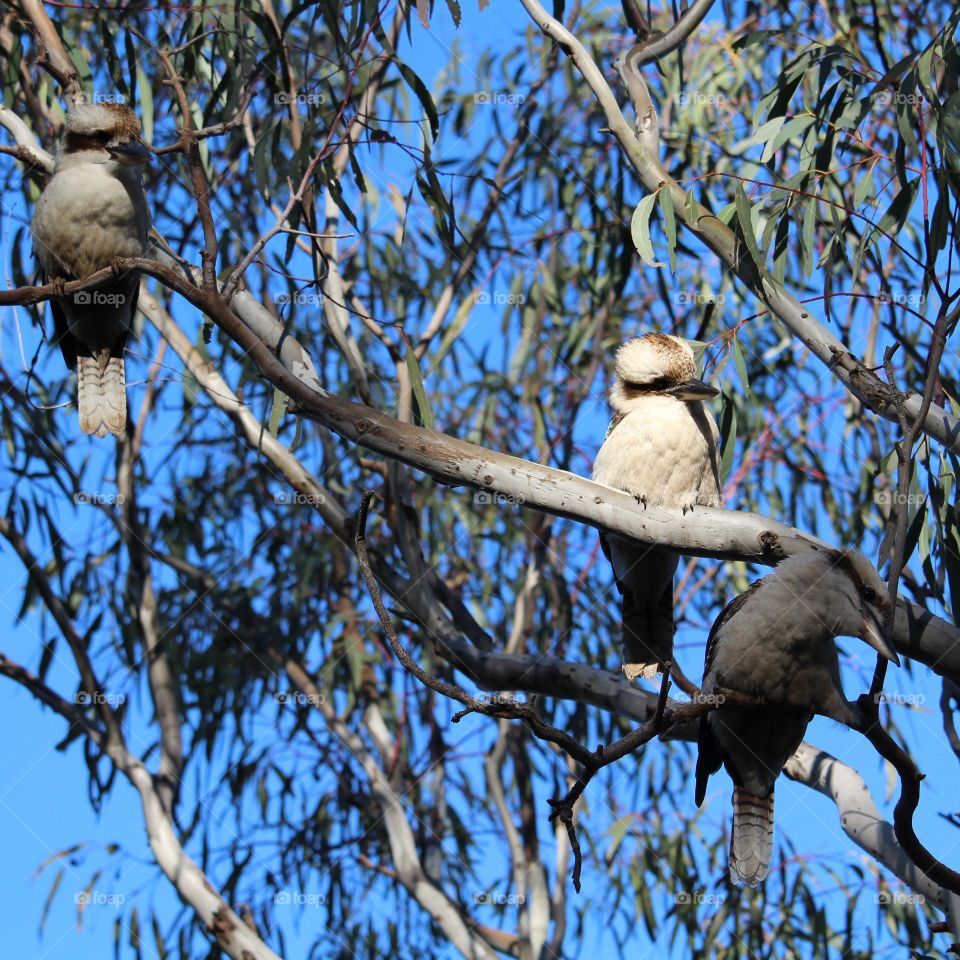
[592,334,721,680]
[31,101,151,438]
[694,548,899,886]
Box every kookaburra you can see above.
[593,334,721,680]
[694,548,898,886]
[31,101,151,438]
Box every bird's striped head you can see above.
[59,101,150,168]
[610,334,718,411]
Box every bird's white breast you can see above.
[592,396,720,508]
[32,162,149,279]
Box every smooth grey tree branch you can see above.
[621,0,717,68]
[116,433,184,818]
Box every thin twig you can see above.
[157,48,219,291]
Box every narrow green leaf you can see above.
[434,291,476,367]
[801,197,818,277]
[444,0,462,26]
[719,396,738,485]
[659,188,677,272]
[396,62,439,140]
[853,162,875,209]
[914,503,931,566]
[405,345,435,429]
[875,178,920,238]
[731,339,751,397]
[734,185,764,273]
[605,816,632,862]
[267,387,289,438]
[733,116,786,156]
[151,913,168,959]
[684,187,699,227]
[39,867,64,933]
[630,193,664,267]
[137,69,154,143]
[764,114,816,161]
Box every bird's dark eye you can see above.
[863,587,877,603]
[94,131,112,143]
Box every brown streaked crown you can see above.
[614,333,697,389]
[65,101,142,139]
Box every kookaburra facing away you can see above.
[592,334,721,680]
[695,549,898,886]
[31,101,151,438]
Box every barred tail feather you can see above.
[730,788,774,886]
[77,350,126,438]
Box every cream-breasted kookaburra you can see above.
[593,334,721,680]
[31,101,151,438]
[695,548,898,886]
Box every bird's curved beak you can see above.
[108,139,152,165]
[861,606,900,665]
[667,378,720,402]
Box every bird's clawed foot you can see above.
[110,256,127,279]
[50,277,67,297]
[634,493,648,509]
